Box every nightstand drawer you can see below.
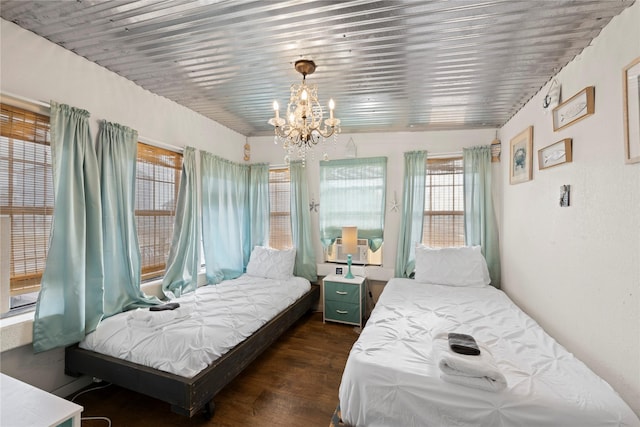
[324,300,360,324]
[324,281,360,304]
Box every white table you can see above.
[0,373,83,427]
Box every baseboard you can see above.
[53,375,93,399]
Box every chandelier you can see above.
[268,60,341,165]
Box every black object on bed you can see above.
[448,332,481,355]
[149,302,180,311]
[65,285,319,418]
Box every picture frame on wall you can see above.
[538,138,572,170]
[509,126,533,184]
[623,57,640,164]
[552,86,595,131]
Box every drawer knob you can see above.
[336,310,349,314]
[335,291,348,295]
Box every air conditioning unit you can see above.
[326,238,370,265]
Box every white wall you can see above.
[499,2,640,415]
[248,129,497,281]
[0,19,245,395]
[0,20,245,158]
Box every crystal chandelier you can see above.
[268,60,340,165]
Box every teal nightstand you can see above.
[323,274,366,327]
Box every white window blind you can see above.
[319,157,387,255]
[422,157,464,247]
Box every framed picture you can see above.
[538,138,572,170]
[623,57,640,164]
[509,126,533,184]
[552,86,595,131]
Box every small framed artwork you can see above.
[509,126,533,184]
[538,138,572,170]
[335,267,343,275]
[552,86,595,131]
[623,56,640,164]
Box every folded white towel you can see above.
[433,332,507,392]
[126,307,191,328]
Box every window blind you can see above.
[268,167,292,250]
[423,157,464,247]
[0,104,52,296]
[135,142,182,281]
[319,157,387,251]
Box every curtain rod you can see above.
[429,151,463,159]
[138,136,183,153]
[2,91,183,153]
[1,91,50,114]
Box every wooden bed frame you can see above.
[65,284,319,418]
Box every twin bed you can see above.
[65,245,638,424]
[338,246,639,426]
[65,247,319,418]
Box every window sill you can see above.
[317,263,394,281]
[0,270,208,352]
[0,311,34,352]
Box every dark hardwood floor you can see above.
[73,311,360,426]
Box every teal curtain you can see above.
[33,102,104,353]
[97,121,159,316]
[289,161,317,281]
[319,157,387,251]
[394,151,427,278]
[463,146,501,288]
[249,163,270,248]
[201,152,250,283]
[162,147,200,298]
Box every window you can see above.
[422,157,464,247]
[135,143,182,281]
[0,105,183,313]
[319,157,387,265]
[0,103,52,311]
[268,167,292,250]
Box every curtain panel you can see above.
[394,151,428,278]
[201,153,272,283]
[463,145,501,288]
[249,163,270,248]
[33,102,104,353]
[97,121,160,316]
[162,146,200,298]
[201,152,250,283]
[319,157,387,251]
[289,161,317,281]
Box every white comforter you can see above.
[339,278,639,426]
[80,275,310,378]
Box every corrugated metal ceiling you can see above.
[1,0,634,136]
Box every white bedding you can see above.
[80,274,310,378]
[339,278,639,426]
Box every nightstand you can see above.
[1,373,83,427]
[323,274,366,327]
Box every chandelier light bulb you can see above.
[273,101,279,119]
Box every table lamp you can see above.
[341,226,358,279]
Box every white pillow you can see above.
[414,245,490,287]
[246,246,296,280]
